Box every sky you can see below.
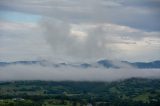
[0,0,160,62]
[0,0,160,81]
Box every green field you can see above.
[0,78,160,106]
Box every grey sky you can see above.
[0,0,160,62]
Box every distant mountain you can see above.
[97,60,119,68]
[0,60,160,69]
[130,60,160,69]
[0,60,73,67]
[0,61,43,66]
[97,59,160,69]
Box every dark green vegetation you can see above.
[0,78,160,106]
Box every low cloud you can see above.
[0,65,160,81]
[41,18,160,61]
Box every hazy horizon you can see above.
[0,0,160,81]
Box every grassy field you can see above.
[0,78,160,106]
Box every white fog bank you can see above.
[0,65,160,81]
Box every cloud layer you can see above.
[0,0,160,31]
[41,18,160,61]
[0,65,160,81]
[0,0,160,62]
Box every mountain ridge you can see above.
[0,60,160,69]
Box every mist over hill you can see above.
[0,59,160,69]
[0,59,160,81]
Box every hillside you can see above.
[0,78,160,106]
